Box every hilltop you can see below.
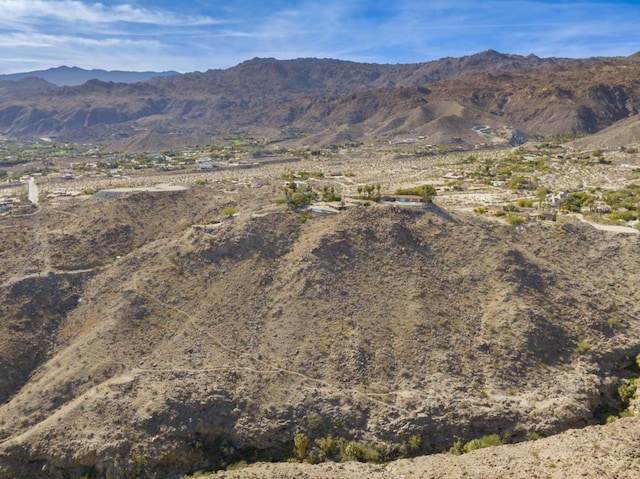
[0,66,179,87]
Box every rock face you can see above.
[0,187,639,478]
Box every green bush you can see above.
[462,434,503,453]
[395,184,437,202]
[222,206,237,217]
[405,435,421,456]
[577,340,591,354]
[226,461,248,471]
[505,215,526,226]
[287,190,317,208]
[448,439,464,455]
[315,436,340,461]
[321,186,341,202]
[618,380,637,404]
[337,441,381,463]
[293,433,310,460]
[516,198,533,208]
[342,442,361,461]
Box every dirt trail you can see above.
[136,287,411,413]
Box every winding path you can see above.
[135,287,412,413]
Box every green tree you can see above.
[288,190,316,208]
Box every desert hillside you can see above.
[1,180,639,478]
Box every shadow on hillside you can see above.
[428,202,460,224]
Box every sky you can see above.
[1,0,639,74]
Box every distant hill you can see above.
[1,51,640,149]
[0,77,57,100]
[0,65,179,86]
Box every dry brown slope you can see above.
[0,191,639,478]
[568,113,640,149]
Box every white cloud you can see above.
[0,32,159,49]
[0,0,221,26]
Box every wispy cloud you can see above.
[0,0,638,74]
[0,0,221,26]
[0,32,159,49]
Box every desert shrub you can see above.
[306,412,325,433]
[527,431,540,441]
[462,433,503,453]
[473,206,488,214]
[321,186,341,202]
[226,461,248,471]
[516,198,533,208]
[314,436,340,461]
[337,441,381,463]
[342,442,361,461]
[608,211,638,222]
[358,444,381,463]
[618,380,637,404]
[505,215,526,226]
[448,439,464,455]
[395,184,437,202]
[287,190,317,208]
[507,174,535,190]
[222,206,237,217]
[405,435,421,456]
[561,191,595,212]
[356,183,381,200]
[576,340,591,354]
[293,433,310,460]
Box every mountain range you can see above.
[0,50,639,149]
[0,66,178,87]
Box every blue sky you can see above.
[0,0,639,74]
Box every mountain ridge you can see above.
[0,65,179,87]
[1,51,640,149]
